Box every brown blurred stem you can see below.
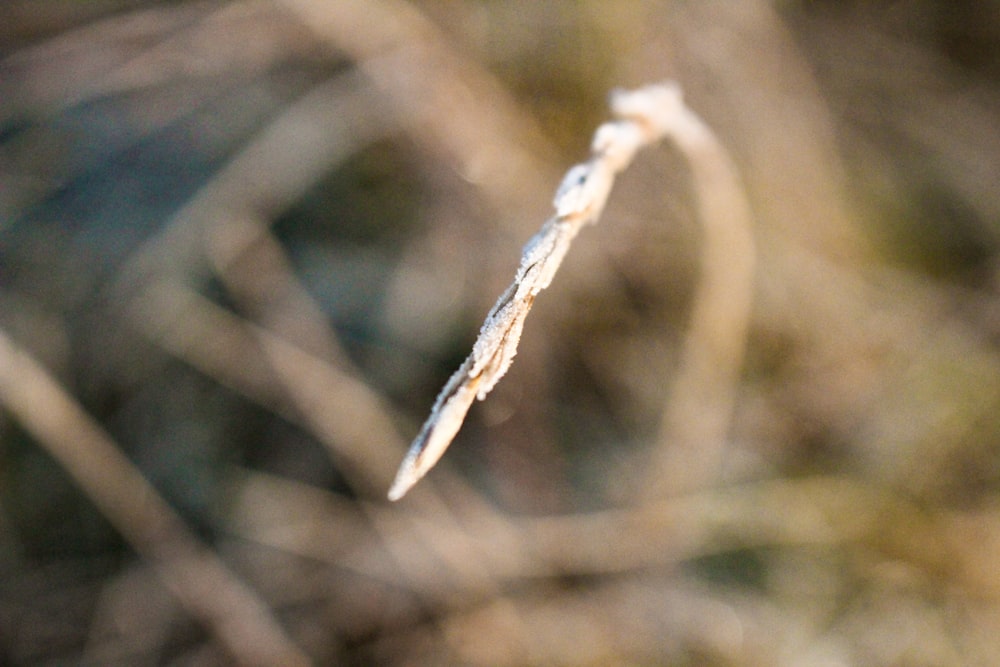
[0,328,311,667]
[644,100,757,498]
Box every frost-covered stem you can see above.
[389,82,702,501]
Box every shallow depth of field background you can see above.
[2,1,1000,665]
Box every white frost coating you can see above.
[388,81,699,501]
[591,121,645,172]
[519,220,561,281]
[519,219,576,293]
[553,163,591,218]
[469,287,518,386]
[466,220,577,399]
[611,82,685,137]
[553,160,616,222]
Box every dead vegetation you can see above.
[1,1,999,664]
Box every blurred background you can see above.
[2,0,1000,664]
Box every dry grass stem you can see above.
[646,86,757,497]
[136,280,526,619]
[389,82,719,500]
[277,0,560,224]
[0,329,310,666]
[111,71,393,296]
[7,3,999,663]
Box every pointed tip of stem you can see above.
[387,471,414,501]
[387,444,426,501]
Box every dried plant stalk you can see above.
[0,328,310,666]
[389,82,708,500]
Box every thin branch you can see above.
[389,82,706,500]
